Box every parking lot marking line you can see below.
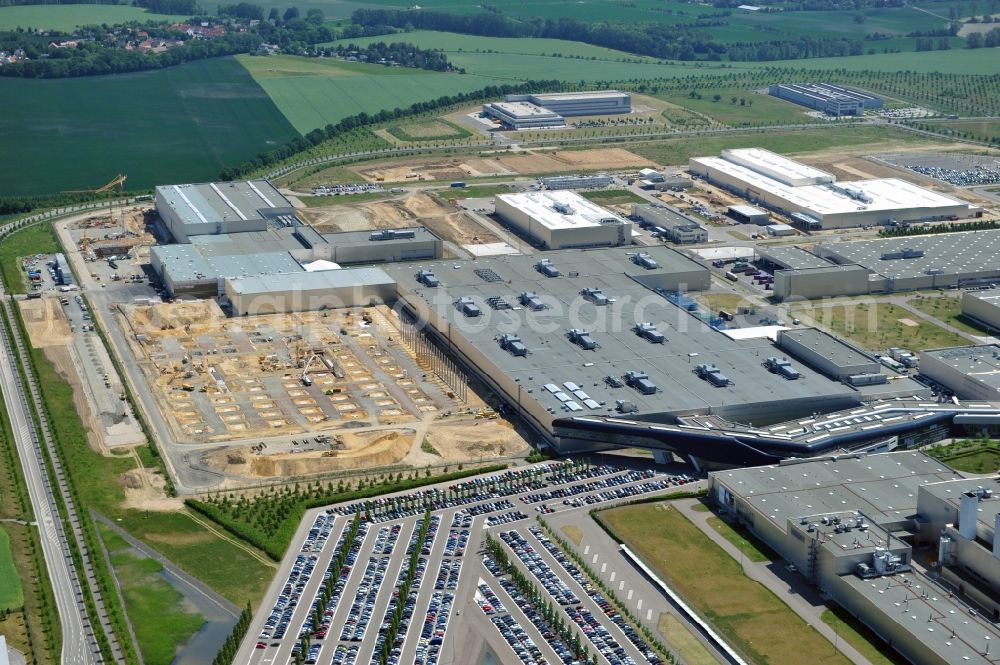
[619,580,625,591]
[592,554,599,564]
[584,545,590,555]
[602,563,608,574]
[637,599,643,610]
[647,609,652,621]
[627,589,633,600]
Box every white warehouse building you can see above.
[689,148,976,229]
[494,191,632,250]
[506,91,632,117]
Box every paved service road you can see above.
[0,294,101,665]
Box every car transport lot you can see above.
[235,460,700,665]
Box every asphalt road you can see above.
[0,293,100,665]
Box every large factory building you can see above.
[711,452,1000,665]
[768,83,883,116]
[483,90,631,129]
[495,191,631,249]
[689,148,976,229]
[154,180,295,242]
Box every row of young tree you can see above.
[211,602,253,665]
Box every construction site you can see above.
[112,299,529,479]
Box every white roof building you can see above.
[690,149,976,229]
[494,191,632,249]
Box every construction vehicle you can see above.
[300,352,319,386]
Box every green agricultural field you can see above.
[329,30,663,61]
[352,0,718,22]
[238,54,496,133]
[0,57,298,197]
[599,502,852,665]
[0,5,189,31]
[0,528,23,611]
[744,47,1000,74]
[100,524,205,665]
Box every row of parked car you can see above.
[482,554,579,665]
[486,510,529,527]
[523,468,666,504]
[332,462,605,521]
[530,525,663,665]
[501,530,579,606]
[261,514,340,646]
[296,523,370,662]
[371,515,441,665]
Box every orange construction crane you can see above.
[63,173,128,238]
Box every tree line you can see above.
[219,79,566,180]
[0,29,260,77]
[350,7,907,62]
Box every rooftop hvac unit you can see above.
[631,253,659,270]
[369,229,416,241]
[455,296,481,317]
[580,288,609,306]
[623,371,657,395]
[615,399,639,413]
[519,291,546,311]
[604,375,624,388]
[846,373,888,387]
[567,329,599,350]
[764,356,800,380]
[536,259,560,278]
[695,363,731,387]
[633,322,665,344]
[497,334,529,357]
[553,201,574,214]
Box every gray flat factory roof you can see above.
[841,571,1000,665]
[384,247,866,418]
[965,288,1000,307]
[189,228,308,256]
[714,451,961,526]
[151,244,303,282]
[729,204,767,217]
[920,476,1000,532]
[390,245,705,287]
[632,204,704,231]
[226,266,394,295]
[819,229,1000,280]
[323,227,438,247]
[757,246,834,270]
[156,180,288,227]
[532,90,629,101]
[780,327,876,371]
[923,344,1000,390]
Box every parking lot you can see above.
[236,460,701,665]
